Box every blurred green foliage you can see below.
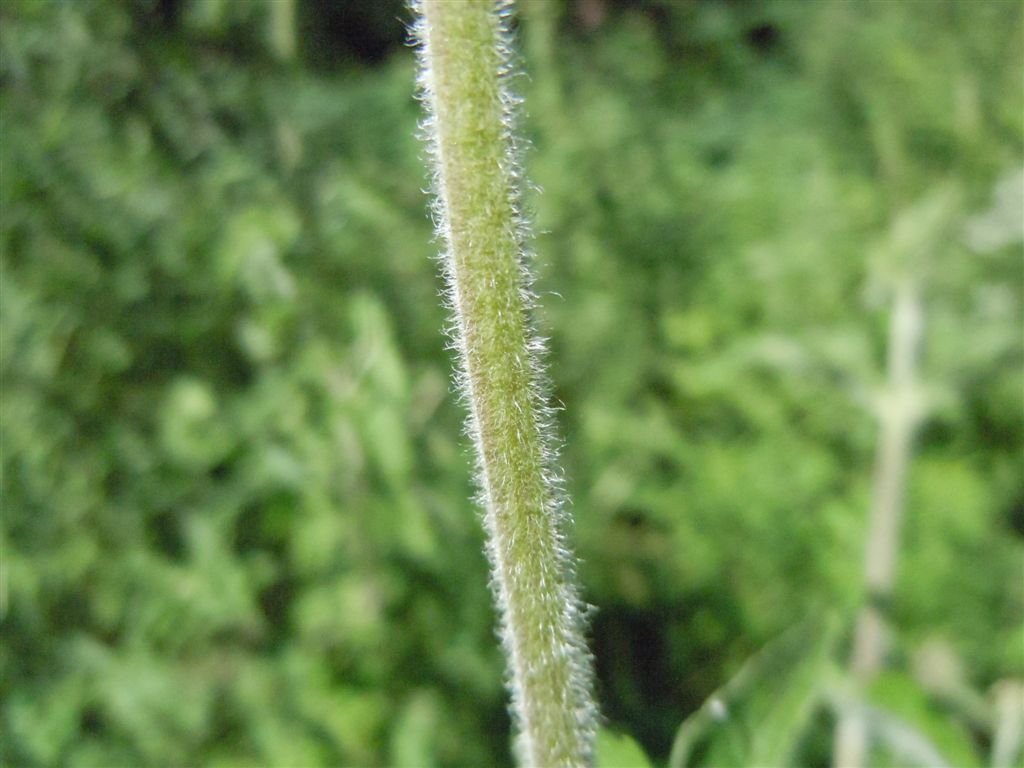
[2,1,1021,766]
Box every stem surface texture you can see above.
[411,2,597,766]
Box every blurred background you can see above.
[2,1,1021,766]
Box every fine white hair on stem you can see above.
[409,1,598,765]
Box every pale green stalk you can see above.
[833,279,924,768]
[411,2,597,766]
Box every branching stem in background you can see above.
[833,279,924,768]
[411,2,597,766]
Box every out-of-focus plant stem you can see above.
[268,0,295,61]
[833,279,924,768]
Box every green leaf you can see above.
[668,618,838,768]
[596,728,653,768]
[867,671,982,768]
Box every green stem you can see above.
[412,2,597,765]
[267,0,295,61]
[833,279,924,768]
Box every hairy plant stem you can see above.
[411,2,597,766]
